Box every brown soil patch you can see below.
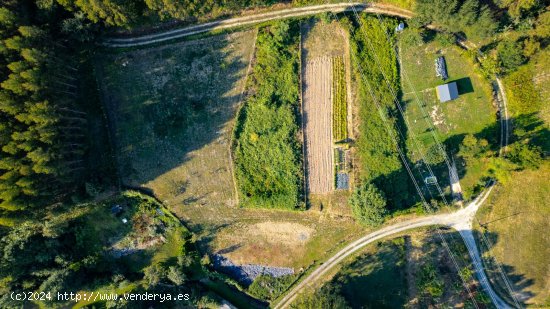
[213,221,315,267]
[303,56,334,194]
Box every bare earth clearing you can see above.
[214,221,315,266]
[303,56,334,194]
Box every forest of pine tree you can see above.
[0,2,87,213]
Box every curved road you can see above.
[102,4,514,308]
[103,3,412,47]
[274,186,510,309]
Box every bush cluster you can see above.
[234,21,304,210]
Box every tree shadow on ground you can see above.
[472,229,535,307]
[511,112,550,151]
[96,32,251,201]
[317,229,534,309]
[330,239,408,308]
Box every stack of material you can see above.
[435,56,448,80]
[336,173,349,190]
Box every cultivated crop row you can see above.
[303,56,334,194]
[332,56,348,142]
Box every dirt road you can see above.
[102,3,514,308]
[103,3,413,48]
[274,187,511,309]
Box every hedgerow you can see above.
[234,21,303,210]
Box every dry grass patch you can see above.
[97,30,256,210]
[214,221,315,267]
[199,207,362,269]
[475,162,550,306]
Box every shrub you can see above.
[497,40,526,73]
[504,65,541,114]
[401,28,426,46]
[349,182,388,227]
[523,38,541,57]
[248,274,296,301]
[234,21,303,210]
[459,134,490,159]
[291,285,349,309]
[435,31,455,47]
[417,264,444,298]
[507,143,542,170]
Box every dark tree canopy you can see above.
[416,0,497,40]
[349,182,388,227]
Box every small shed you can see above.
[395,22,405,32]
[436,82,459,102]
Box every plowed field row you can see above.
[303,56,334,194]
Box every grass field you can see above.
[233,21,303,210]
[399,35,496,200]
[475,162,550,306]
[97,30,256,210]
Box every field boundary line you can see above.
[299,22,309,207]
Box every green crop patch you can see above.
[332,56,348,142]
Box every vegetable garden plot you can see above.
[303,56,334,194]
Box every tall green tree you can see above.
[416,0,497,40]
[497,40,526,73]
[57,0,137,27]
[349,182,388,227]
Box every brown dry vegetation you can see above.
[98,31,257,210]
[475,162,550,306]
[188,205,363,268]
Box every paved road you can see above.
[103,3,412,47]
[275,187,511,309]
